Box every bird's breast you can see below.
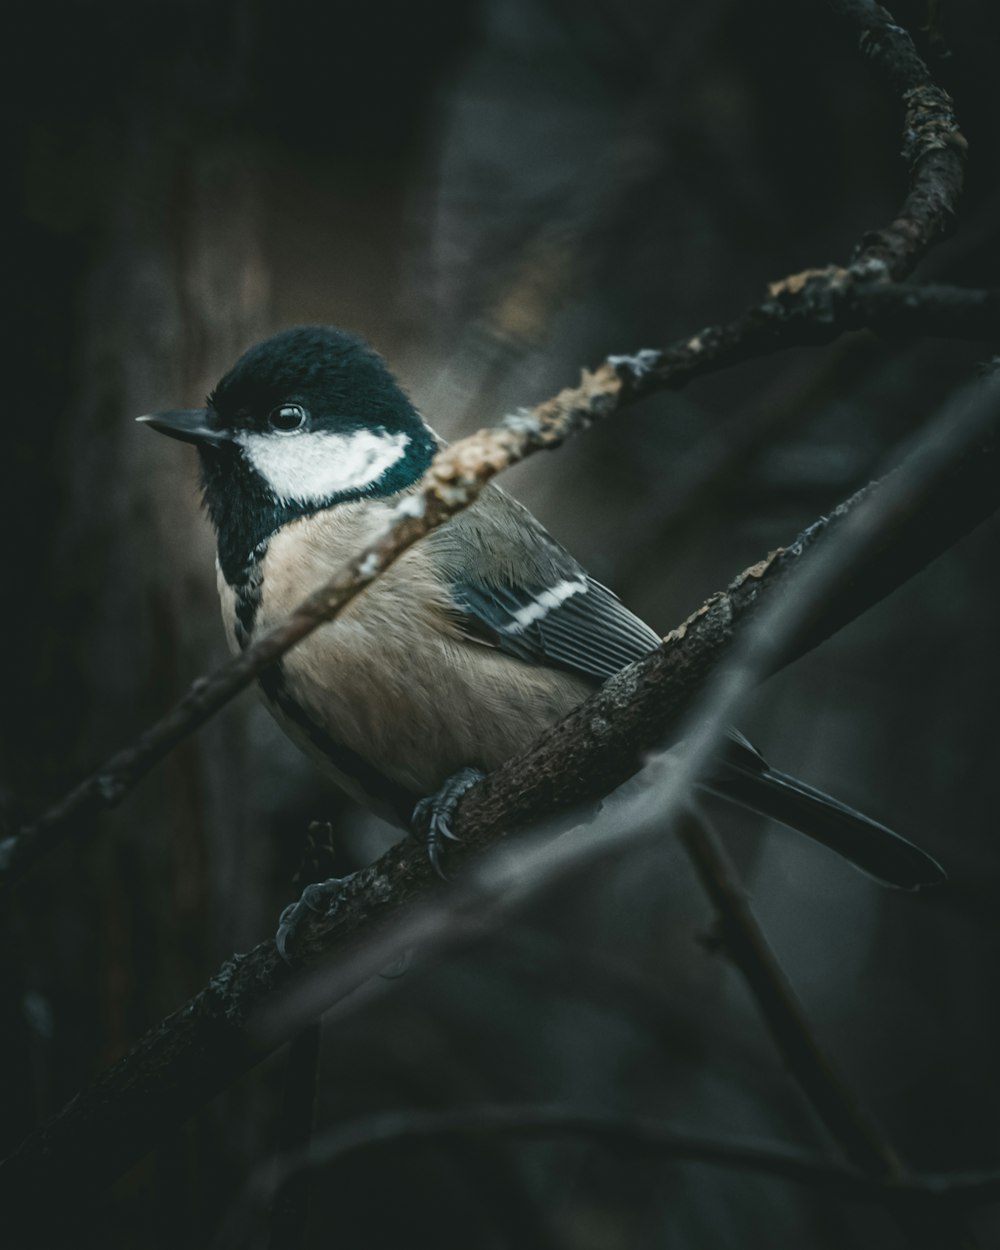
[217,502,593,808]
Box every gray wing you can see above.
[450,574,660,681]
[427,489,944,890]
[429,486,660,683]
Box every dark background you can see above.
[2,0,999,1246]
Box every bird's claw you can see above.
[411,767,486,879]
[275,875,350,963]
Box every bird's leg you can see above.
[411,766,486,878]
[293,819,339,888]
[278,767,486,961]
[275,876,352,963]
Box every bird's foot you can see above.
[411,766,486,878]
[276,875,351,963]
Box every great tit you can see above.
[139,325,944,922]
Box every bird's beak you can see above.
[136,409,230,446]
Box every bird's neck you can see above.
[201,424,436,586]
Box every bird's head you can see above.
[139,326,436,577]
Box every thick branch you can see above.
[2,275,994,888]
[0,0,974,885]
[0,0,985,1222]
[2,382,998,1220]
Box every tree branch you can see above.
[215,1102,1000,1250]
[2,369,998,1223]
[678,808,902,1179]
[0,0,988,1227]
[0,0,976,887]
[676,810,982,1249]
[212,1112,896,1250]
[2,272,994,888]
[832,0,967,279]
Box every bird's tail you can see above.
[702,758,946,890]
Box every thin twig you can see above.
[832,0,967,279]
[0,0,975,886]
[214,1102,1000,1250]
[0,0,972,889]
[1,275,994,888]
[677,807,903,1179]
[0,0,987,1225]
[676,806,981,1248]
[209,1111,877,1250]
[2,368,998,1221]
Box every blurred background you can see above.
[2,0,999,1245]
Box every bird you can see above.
[139,325,945,952]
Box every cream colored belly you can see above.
[217,507,593,805]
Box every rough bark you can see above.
[2,386,997,1222]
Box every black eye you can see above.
[268,403,307,432]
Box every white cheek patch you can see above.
[236,428,411,505]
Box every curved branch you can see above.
[2,274,994,889]
[0,1,986,1222]
[833,0,967,279]
[2,371,997,1219]
[217,1102,1000,1246]
[215,1106,883,1250]
[0,1,974,886]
